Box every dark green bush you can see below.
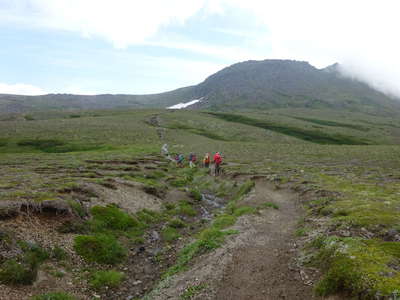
[0,259,37,285]
[90,205,139,231]
[73,234,126,264]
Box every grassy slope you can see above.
[2,108,400,297]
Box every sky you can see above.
[1,0,400,96]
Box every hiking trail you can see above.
[149,180,341,300]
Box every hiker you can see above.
[213,152,223,176]
[203,153,211,168]
[189,152,197,168]
[161,144,169,157]
[177,153,184,167]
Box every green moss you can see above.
[313,237,400,297]
[233,206,257,217]
[212,215,236,229]
[136,208,163,224]
[89,270,125,290]
[258,202,279,210]
[168,218,187,229]
[178,201,197,217]
[31,292,77,300]
[162,227,181,242]
[90,204,139,231]
[73,234,126,264]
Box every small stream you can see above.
[200,193,225,220]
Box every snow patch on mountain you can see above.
[167,98,202,109]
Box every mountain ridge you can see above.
[1,59,399,114]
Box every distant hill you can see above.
[1,59,400,114]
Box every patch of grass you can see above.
[31,292,77,300]
[313,236,400,297]
[188,188,202,201]
[161,227,181,242]
[180,283,207,299]
[178,201,197,217]
[233,206,257,217]
[167,122,228,141]
[90,204,139,232]
[212,214,236,229]
[0,259,37,285]
[295,227,310,237]
[258,202,279,210]
[168,218,187,229]
[68,200,86,218]
[57,220,89,234]
[51,246,68,261]
[232,180,255,202]
[291,116,367,131]
[136,208,163,225]
[89,270,125,290]
[208,112,372,145]
[164,228,238,277]
[0,139,8,147]
[73,233,126,264]
[16,138,103,153]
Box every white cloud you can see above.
[2,0,400,97]
[0,0,208,48]
[0,82,46,95]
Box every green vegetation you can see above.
[258,202,279,210]
[31,292,77,300]
[0,259,37,285]
[89,270,125,290]
[90,204,139,231]
[313,237,400,297]
[2,107,400,298]
[168,218,187,229]
[180,283,207,299]
[290,116,366,131]
[161,227,181,242]
[208,112,371,145]
[73,234,126,264]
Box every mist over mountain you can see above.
[1,59,399,114]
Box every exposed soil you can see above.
[215,182,316,300]
[148,180,340,300]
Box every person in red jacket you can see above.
[213,152,223,176]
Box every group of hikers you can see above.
[161,144,223,176]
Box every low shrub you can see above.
[0,259,37,285]
[162,227,180,242]
[89,270,125,290]
[168,218,187,229]
[90,205,139,231]
[73,234,126,264]
[178,201,197,217]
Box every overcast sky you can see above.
[1,0,400,96]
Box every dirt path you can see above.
[215,181,317,300]
[148,180,329,300]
